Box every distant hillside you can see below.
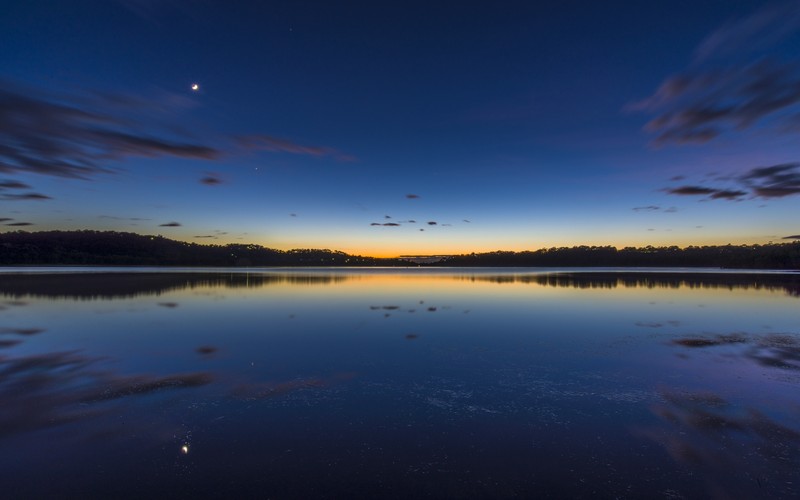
[0,230,409,266]
[437,244,800,270]
[0,231,798,269]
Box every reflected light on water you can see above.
[0,268,797,497]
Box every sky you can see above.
[1,0,800,257]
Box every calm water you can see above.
[1,268,798,498]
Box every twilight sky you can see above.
[2,0,800,256]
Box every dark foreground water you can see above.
[1,268,799,498]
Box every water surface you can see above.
[1,268,798,498]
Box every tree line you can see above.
[0,230,408,266]
[0,231,798,269]
[436,244,800,269]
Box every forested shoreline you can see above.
[0,230,798,269]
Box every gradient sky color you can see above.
[2,0,800,256]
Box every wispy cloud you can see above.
[631,3,800,146]
[0,180,30,189]
[740,162,800,197]
[237,134,355,162]
[0,80,220,184]
[200,173,223,185]
[783,234,800,240]
[665,185,746,200]
[5,222,34,226]
[634,61,800,146]
[664,162,800,200]
[159,221,181,227]
[98,215,151,221]
[1,193,52,201]
[406,194,420,199]
[693,3,800,63]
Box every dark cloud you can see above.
[0,218,12,222]
[0,327,45,335]
[427,221,437,225]
[384,215,392,219]
[632,3,800,146]
[463,219,471,223]
[709,189,748,200]
[194,235,217,239]
[0,180,30,189]
[408,219,416,223]
[635,61,800,145]
[0,81,219,183]
[665,186,718,196]
[371,222,400,227]
[1,193,52,201]
[196,345,218,355]
[159,221,181,227]
[5,222,34,226]
[237,134,354,162]
[783,235,800,240]
[200,174,223,185]
[664,207,678,213]
[740,162,800,197]
[406,194,420,199]
[665,163,800,201]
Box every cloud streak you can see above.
[237,134,355,162]
[693,3,800,63]
[200,173,223,185]
[1,193,52,201]
[0,81,220,183]
[632,3,800,146]
[664,163,800,200]
[740,162,800,197]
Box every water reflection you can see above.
[673,332,800,371]
[0,349,212,439]
[0,269,798,300]
[462,271,800,296]
[0,272,349,300]
[0,269,797,497]
[642,389,800,498]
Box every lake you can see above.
[1,268,798,498]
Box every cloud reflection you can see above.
[0,350,213,439]
[640,389,800,498]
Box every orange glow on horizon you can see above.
[159,233,781,260]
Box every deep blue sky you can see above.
[2,0,799,255]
